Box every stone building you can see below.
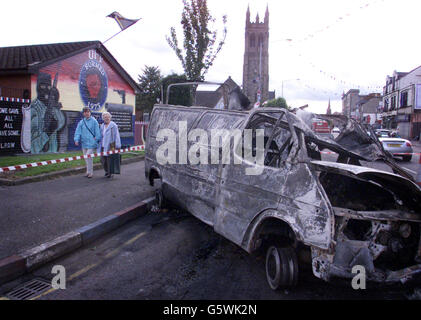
[358,94,382,126]
[342,89,382,124]
[242,5,270,105]
[341,89,360,118]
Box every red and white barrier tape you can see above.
[0,145,145,173]
[0,97,31,103]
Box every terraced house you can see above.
[382,66,421,139]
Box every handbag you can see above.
[108,126,121,174]
[109,153,121,174]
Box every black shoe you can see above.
[104,172,109,176]
[107,174,113,179]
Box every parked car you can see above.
[375,129,392,138]
[145,103,421,290]
[379,137,413,162]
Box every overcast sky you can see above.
[2,0,421,113]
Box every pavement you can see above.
[411,138,421,149]
[0,158,156,285]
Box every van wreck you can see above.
[145,93,421,290]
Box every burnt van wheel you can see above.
[155,189,166,209]
[265,246,298,290]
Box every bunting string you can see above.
[271,0,386,45]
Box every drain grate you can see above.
[6,278,51,300]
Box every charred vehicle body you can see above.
[145,98,421,290]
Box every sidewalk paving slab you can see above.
[0,159,156,285]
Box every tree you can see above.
[166,0,227,82]
[161,73,192,106]
[264,97,290,110]
[136,66,162,114]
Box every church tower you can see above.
[242,5,269,105]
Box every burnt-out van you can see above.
[145,104,421,289]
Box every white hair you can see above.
[102,112,112,119]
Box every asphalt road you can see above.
[1,208,419,300]
[321,144,421,179]
[1,151,420,300]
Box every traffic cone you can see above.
[416,154,421,187]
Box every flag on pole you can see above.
[107,12,140,31]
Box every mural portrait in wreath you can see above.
[79,59,108,111]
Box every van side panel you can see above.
[215,161,332,250]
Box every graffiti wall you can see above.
[10,48,136,155]
[0,98,31,154]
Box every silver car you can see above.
[379,137,413,162]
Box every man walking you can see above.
[74,107,101,178]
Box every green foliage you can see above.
[161,73,192,106]
[136,65,162,114]
[166,0,227,81]
[264,97,290,110]
[0,151,144,178]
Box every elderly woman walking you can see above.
[98,112,121,178]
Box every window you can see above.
[258,34,264,48]
[384,97,389,112]
[400,91,408,107]
[391,96,396,110]
[250,34,255,48]
[243,112,293,169]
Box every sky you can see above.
[2,0,421,114]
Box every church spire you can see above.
[264,4,269,24]
[246,4,250,23]
[327,98,332,115]
[256,13,260,23]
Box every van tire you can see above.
[265,245,298,290]
[155,189,167,209]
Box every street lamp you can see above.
[281,78,300,98]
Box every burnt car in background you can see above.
[145,92,421,290]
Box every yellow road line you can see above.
[31,230,148,300]
[104,231,147,259]
[0,297,10,300]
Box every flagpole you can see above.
[103,17,141,44]
[103,29,124,44]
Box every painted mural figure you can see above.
[30,72,66,153]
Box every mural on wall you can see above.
[29,69,66,153]
[79,53,108,111]
[0,98,30,154]
[26,49,136,154]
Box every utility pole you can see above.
[281,78,300,98]
[258,41,263,105]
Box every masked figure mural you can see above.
[30,72,66,153]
